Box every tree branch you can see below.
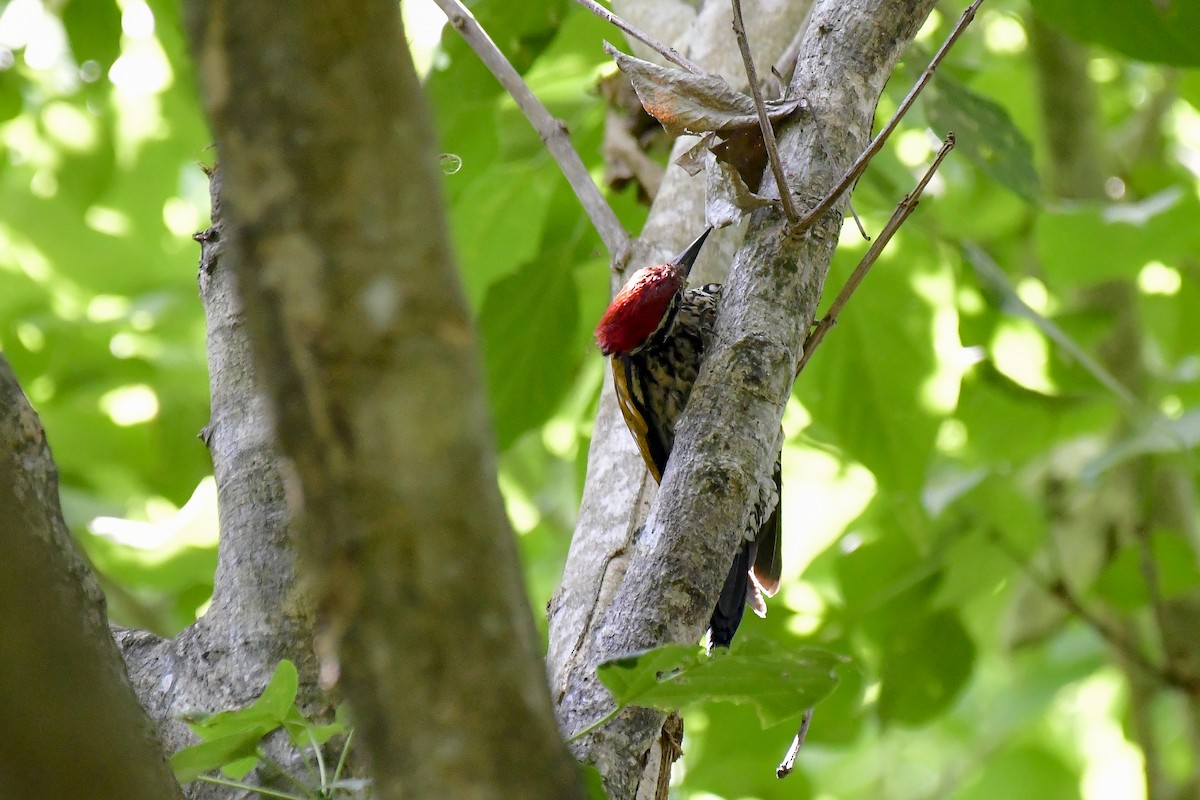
[574,0,705,74]
[551,2,940,794]
[183,1,586,797]
[793,0,981,233]
[989,530,1200,696]
[0,356,183,800]
[433,0,631,264]
[117,167,328,800]
[731,0,801,223]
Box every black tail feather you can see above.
[708,543,752,649]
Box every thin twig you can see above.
[807,106,870,240]
[730,0,801,224]
[775,706,814,779]
[792,0,983,234]
[988,528,1200,697]
[433,0,631,263]
[796,133,955,376]
[573,0,705,74]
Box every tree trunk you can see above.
[550,0,938,795]
[181,1,586,798]
[0,358,183,800]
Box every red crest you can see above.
[594,264,683,356]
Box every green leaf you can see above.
[249,660,299,721]
[598,641,847,727]
[1035,187,1200,287]
[282,705,345,748]
[797,240,943,495]
[1093,531,1200,611]
[220,756,261,781]
[580,763,610,800]
[169,728,270,784]
[955,362,1092,464]
[878,609,975,726]
[181,662,297,743]
[61,0,123,69]
[924,72,1040,201]
[1033,0,1200,67]
[965,243,1139,409]
[948,743,1081,800]
[182,708,280,740]
[0,70,23,123]
[681,700,819,798]
[834,528,929,627]
[479,256,580,449]
[598,643,696,704]
[450,162,556,310]
[171,662,302,782]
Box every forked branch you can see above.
[792,0,982,233]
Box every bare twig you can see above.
[573,0,705,74]
[808,110,870,240]
[988,529,1200,697]
[775,706,814,779]
[796,132,955,376]
[730,0,801,224]
[792,0,983,234]
[433,0,631,263]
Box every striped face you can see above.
[594,264,684,356]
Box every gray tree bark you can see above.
[116,168,331,800]
[0,357,184,800]
[550,0,938,795]
[182,1,586,798]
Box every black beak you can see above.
[670,227,713,279]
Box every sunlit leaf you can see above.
[169,730,267,784]
[1035,187,1200,286]
[451,163,557,309]
[797,241,943,495]
[951,743,1082,800]
[1033,0,1200,66]
[599,640,847,727]
[479,256,580,449]
[924,72,1040,201]
[62,0,123,70]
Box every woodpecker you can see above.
[595,228,782,648]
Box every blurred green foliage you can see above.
[2,0,1199,798]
